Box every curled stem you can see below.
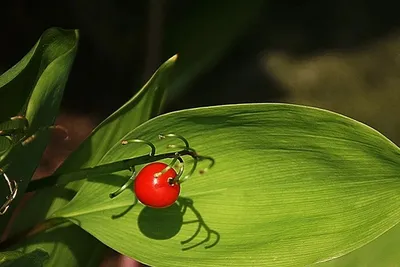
[26,134,214,193]
[155,152,184,181]
[121,139,156,156]
[164,145,214,182]
[0,169,18,215]
[109,167,136,198]
[197,155,215,174]
[173,156,185,183]
[159,133,189,149]
[175,149,198,184]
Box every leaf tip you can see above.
[169,54,178,62]
[74,29,80,40]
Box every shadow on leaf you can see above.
[137,196,220,250]
[137,203,183,240]
[178,197,220,251]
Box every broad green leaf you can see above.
[52,103,400,267]
[0,28,78,230]
[164,1,264,101]
[10,55,177,266]
[0,249,48,267]
[0,26,76,171]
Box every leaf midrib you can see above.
[53,199,134,219]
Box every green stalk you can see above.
[26,149,195,192]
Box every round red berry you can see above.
[134,162,180,208]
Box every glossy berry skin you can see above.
[134,162,180,208]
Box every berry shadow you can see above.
[137,196,220,250]
[137,202,183,240]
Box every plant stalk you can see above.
[26,149,195,192]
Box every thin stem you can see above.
[197,155,215,174]
[26,149,196,192]
[0,169,18,215]
[179,157,198,184]
[155,152,180,178]
[159,133,190,149]
[164,145,214,180]
[121,139,156,156]
[109,167,136,198]
[171,156,185,183]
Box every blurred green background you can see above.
[1,0,400,266]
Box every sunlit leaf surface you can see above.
[51,104,400,266]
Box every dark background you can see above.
[2,1,399,130]
[1,1,400,266]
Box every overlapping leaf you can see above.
[46,103,400,266]
[10,55,178,266]
[0,28,78,230]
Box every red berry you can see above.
[134,162,180,208]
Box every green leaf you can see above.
[0,27,77,124]
[0,26,76,155]
[51,103,400,267]
[0,249,49,267]
[10,55,178,265]
[0,28,78,230]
